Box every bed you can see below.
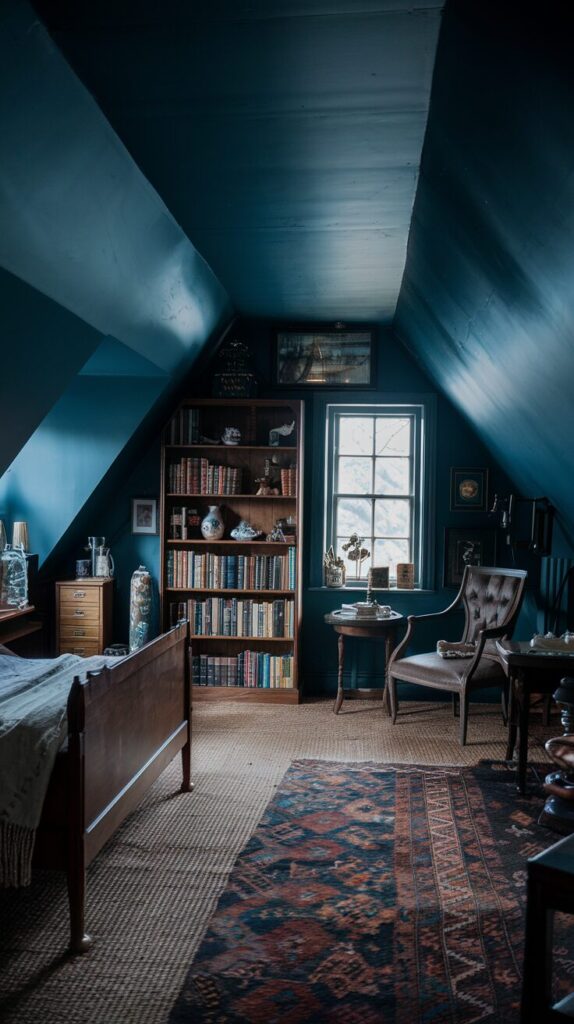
[0,621,191,953]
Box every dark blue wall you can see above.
[98,321,527,695]
[395,0,574,547]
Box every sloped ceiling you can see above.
[395,0,574,537]
[32,0,443,322]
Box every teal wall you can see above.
[395,0,574,547]
[93,320,529,695]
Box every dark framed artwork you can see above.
[132,498,158,535]
[444,527,497,588]
[275,326,374,387]
[450,467,488,511]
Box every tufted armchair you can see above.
[387,566,527,744]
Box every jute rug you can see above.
[171,759,568,1024]
[0,701,558,1023]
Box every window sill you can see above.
[308,585,436,594]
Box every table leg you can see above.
[382,626,397,716]
[517,676,530,795]
[333,633,345,714]
[505,672,517,761]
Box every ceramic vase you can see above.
[129,565,152,652]
[200,505,225,540]
[0,544,28,608]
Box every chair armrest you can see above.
[463,624,510,681]
[388,604,461,670]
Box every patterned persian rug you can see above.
[171,760,569,1024]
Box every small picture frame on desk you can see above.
[444,527,497,588]
[132,498,158,535]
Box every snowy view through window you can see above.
[333,413,415,581]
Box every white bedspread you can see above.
[0,652,118,886]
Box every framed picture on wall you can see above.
[450,467,489,511]
[274,326,374,387]
[132,498,158,535]
[444,527,497,588]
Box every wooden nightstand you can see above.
[56,579,113,656]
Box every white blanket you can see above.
[0,652,117,886]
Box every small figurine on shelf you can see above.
[255,476,280,496]
[221,426,241,446]
[269,421,296,447]
[343,533,370,579]
[323,546,346,588]
[230,519,263,541]
[267,523,287,542]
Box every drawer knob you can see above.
[73,609,85,617]
[73,591,86,598]
[73,629,86,637]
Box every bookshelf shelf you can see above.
[160,398,303,703]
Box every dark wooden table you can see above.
[522,832,574,1022]
[324,609,404,714]
[496,639,574,795]
[0,605,42,646]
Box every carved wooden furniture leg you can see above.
[382,626,396,716]
[334,634,345,714]
[459,688,470,746]
[505,671,517,761]
[67,685,91,954]
[517,672,530,795]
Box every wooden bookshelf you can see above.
[160,398,303,703]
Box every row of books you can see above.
[188,597,294,637]
[168,506,202,540]
[280,468,297,496]
[166,548,296,590]
[167,458,241,495]
[165,407,200,445]
[191,651,294,688]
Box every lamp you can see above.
[489,493,553,554]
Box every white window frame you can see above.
[321,398,435,589]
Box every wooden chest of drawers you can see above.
[56,579,113,656]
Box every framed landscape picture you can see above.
[444,527,497,588]
[275,327,374,387]
[450,467,488,511]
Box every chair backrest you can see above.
[458,566,527,645]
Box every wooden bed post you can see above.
[181,633,193,793]
[67,677,91,954]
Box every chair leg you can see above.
[501,683,508,727]
[452,693,459,718]
[459,690,470,746]
[389,676,398,724]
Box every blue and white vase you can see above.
[200,505,225,540]
[129,565,152,652]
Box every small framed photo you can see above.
[450,467,488,511]
[275,326,374,387]
[132,498,158,535]
[444,527,497,588]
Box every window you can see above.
[325,403,430,586]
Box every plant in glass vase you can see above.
[342,533,370,580]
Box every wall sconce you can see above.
[489,494,554,555]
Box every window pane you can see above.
[338,417,373,455]
[374,499,411,536]
[376,417,411,456]
[374,457,409,495]
[336,498,372,537]
[373,538,410,572]
[337,538,372,578]
[338,456,372,494]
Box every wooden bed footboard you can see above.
[35,622,191,953]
